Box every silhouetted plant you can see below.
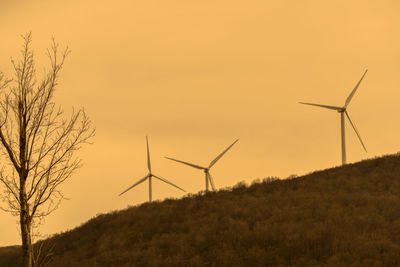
[0,33,95,267]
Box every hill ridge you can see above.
[2,153,400,266]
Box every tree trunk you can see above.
[20,190,32,267]
[19,97,32,266]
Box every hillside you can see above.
[2,154,400,266]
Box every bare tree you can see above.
[32,239,55,267]
[0,33,95,267]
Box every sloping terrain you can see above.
[2,154,400,266]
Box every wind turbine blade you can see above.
[345,69,368,108]
[345,111,367,152]
[208,173,216,191]
[299,102,342,111]
[119,175,149,196]
[208,139,239,168]
[165,157,205,170]
[146,136,151,172]
[153,174,186,192]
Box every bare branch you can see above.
[0,129,21,171]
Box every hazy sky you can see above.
[1,0,400,246]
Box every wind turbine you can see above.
[299,69,368,165]
[119,136,186,202]
[165,139,239,192]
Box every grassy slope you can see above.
[2,154,400,266]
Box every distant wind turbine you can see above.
[119,136,186,202]
[165,139,239,192]
[299,69,368,165]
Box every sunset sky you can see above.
[1,0,400,246]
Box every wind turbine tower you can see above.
[119,136,186,202]
[299,70,368,165]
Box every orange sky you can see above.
[1,0,400,246]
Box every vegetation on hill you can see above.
[2,154,400,266]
